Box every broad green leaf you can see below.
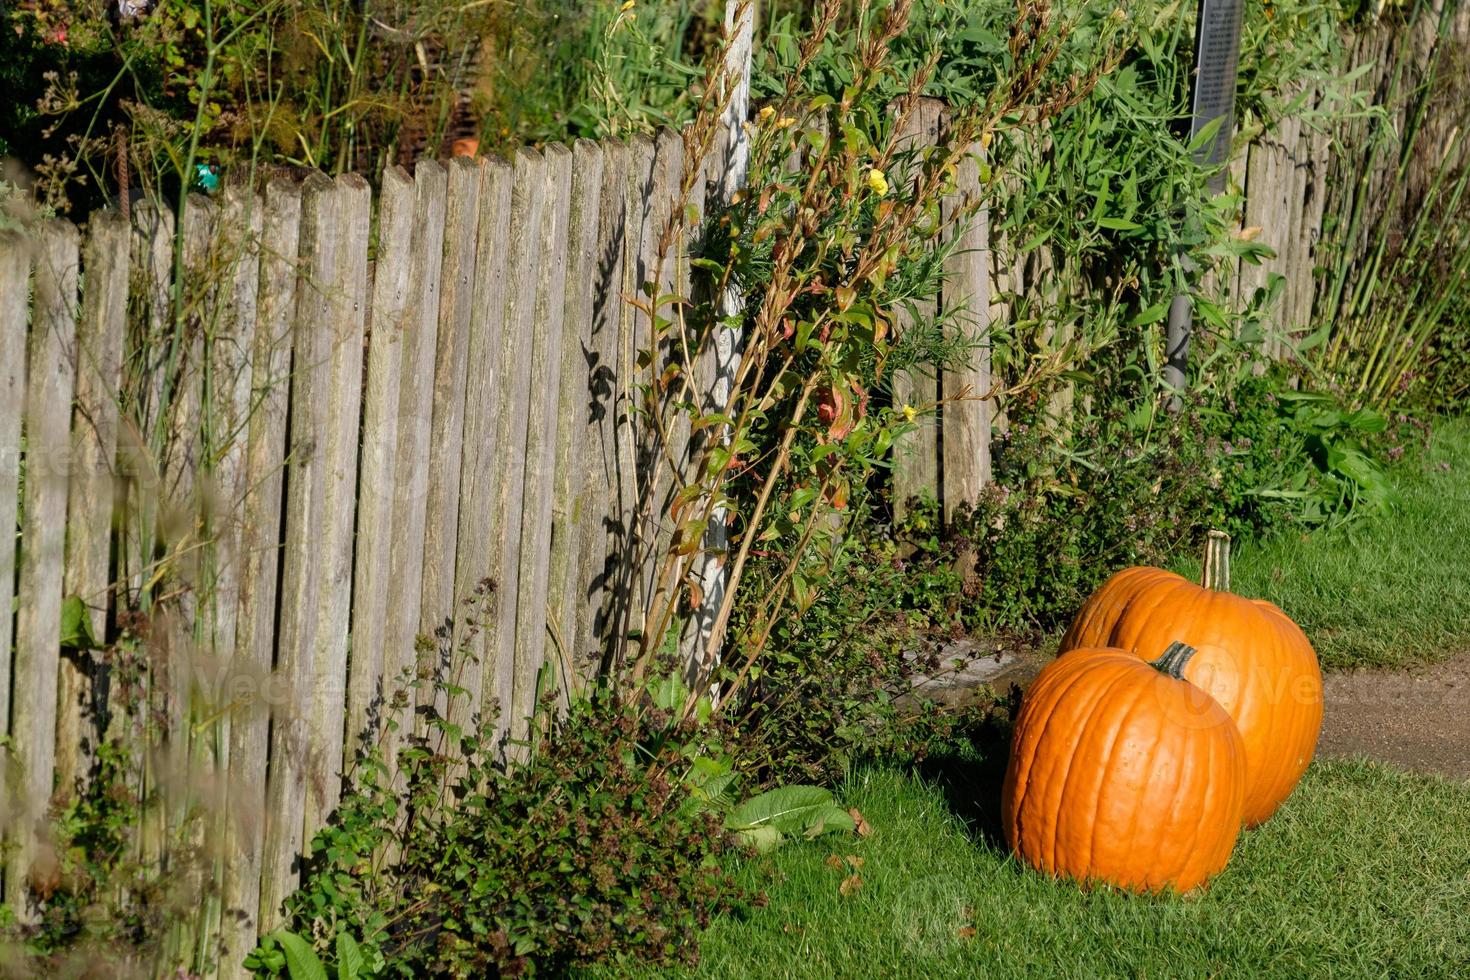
[60,595,100,651]
[727,785,839,836]
[277,931,329,980]
[336,932,365,980]
[1129,300,1172,327]
[736,824,785,853]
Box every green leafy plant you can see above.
[258,930,367,980]
[245,609,752,977]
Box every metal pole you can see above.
[1168,0,1244,410]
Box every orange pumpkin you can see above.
[1060,531,1323,827]
[1002,642,1247,893]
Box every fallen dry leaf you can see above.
[839,873,863,896]
[958,926,977,940]
[845,855,865,869]
[849,807,873,837]
[825,854,845,871]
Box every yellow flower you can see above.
[758,105,776,123]
[620,0,635,10]
[901,404,917,422]
[776,116,797,129]
[868,168,890,197]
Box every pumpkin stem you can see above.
[1149,641,1198,680]
[1202,530,1231,591]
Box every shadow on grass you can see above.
[908,683,1024,854]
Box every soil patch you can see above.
[916,640,1470,781]
[1314,651,1470,781]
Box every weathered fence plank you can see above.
[220,177,302,973]
[1296,107,1331,336]
[574,138,632,670]
[381,160,447,767]
[348,166,415,762]
[489,147,546,744]
[940,148,993,521]
[303,172,370,838]
[891,100,944,520]
[171,189,224,980]
[209,186,264,695]
[0,232,28,764]
[641,128,686,643]
[548,140,605,684]
[259,173,340,931]
[197,187,262,966]
[513,143,573,728]
[55,210,129,801]
[6,221,80,918]
[418,157,481,727]
[1238,135,1275,350]
[452,153,510,733]
[1277,113,1307,341]
[617,134,658,662]
[119,203,173,605]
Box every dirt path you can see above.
[920,640,1470,781]
[1314,651,1470,781]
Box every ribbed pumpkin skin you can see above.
[1002,646,1247,893]
[1060,567,1324,827]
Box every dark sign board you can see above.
[1188,0,1244,186]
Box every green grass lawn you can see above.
[644,420,1470,979]
[1174,417,1470,671]
[676,761,1470,979]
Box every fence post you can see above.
[890,99,945,519]
[691,0,754,688]
[940,148,993,522]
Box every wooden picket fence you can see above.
[0,106,996,969]
[1,11,1465,966]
